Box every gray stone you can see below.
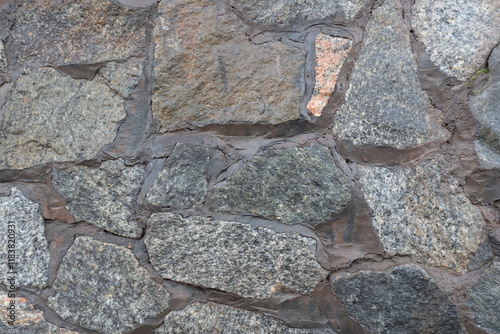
[98,59,144,98]
[0,187,49,289]
[210,145,353,225]
[49,236,171,334]
[466,264,500,332]
[358,155,485,272]
[0,41,7,85]
[332,0,449,149]
[11,0,149,65]
[153,302,313,334]
[332,265,464,334]
[413,0,500,81]
[145,213,328,299]
[152,0,305,132]
[52,159,144,238]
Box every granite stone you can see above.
[210,145,353,225]
[0,187,49,289]
[52,159,144,238]
[332,0,449,149]
[152,0,305,132]
[98,59,144,98]
[49,236,171,334]
[145,213,328,299]
[332,265,464,334]
[0,41,7,85]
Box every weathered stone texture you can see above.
[413,0,500,81]
[358,156,485,271]
[52,159,144,238]
[146,144,212,208]
[332,265,464,334]
[145,213,328,299]
[99,59,144,98]
[152,0,305,132]
[332,0,449,149]
[0,41,7,85]
[0,187,49,289]
[211,145,353,225]
[49,237,171,334]
[153,302,313,334]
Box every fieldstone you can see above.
[145,213,328,299]
[332,0,449,149]
[413,0,500,81]
[153,302,313,334]
[146,144,212,208]
[466,264,500,332]
[210,145,353,225]
[98,59,144,98]
[52,159,144,238]
[358,155,485,272]
[0,187,49,289]
[49,236,171,334]
[152,0,305,132]
[11,0,149,65]
[332,265,464,334]
[0,41,7,85]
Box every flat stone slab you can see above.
[152,0,305,132]
[332,0,449,149]
[210,145,353,225]
[0,187,49,289]
[332,265,464,334]
[145,213,328,299]
[52,159,144,238]
[49,236,171,334]
[358,155,486,272]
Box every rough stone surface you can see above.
[332,0,449,149]
[152,0,305,132]
[146,144,212,208]
[332,265,464,334]
[153,302,313,334]
[211,145,353,225]
[307,34,352,117]
[358,155,485,272]
[99,59,144,98]
[0,187,49,289]
[0,40,7,85]
[145,213,328,299]
[49,236,171,334]
[413,0,500,81]
[11,0,149,65]
[466,264,500,332]
[52,159,144,238]
[0,67,125,169]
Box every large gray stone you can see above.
[358,155,485,272]
[145,213,328,299]
[0,187,49,289]
[332,265,464,334]
[52,159,144,238]
[332,0,449,149]
[210,145,353,225]
[152,0,305,132]
[413,0,500,81]
[49,236,171,334]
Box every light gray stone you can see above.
[52,159,144,238]
[49,236,171,334]
[99,59,144,98]
[145,213,328,299]
[332,0,449,149]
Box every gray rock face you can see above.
[11,0,149,65]
[0,187,49,289]
[332,265,464,334]
[413,0,500,81]
[153,302,312,334]
[145,213,328,299]
[0,41,7,85]
[210,145,353,225]
[146,144,212,208]
[49,236,171,334]
[358,155,485,272]
[52,159,144,238]
[99,59,144,98]
[332,0,449,149]
[152,0,305,132]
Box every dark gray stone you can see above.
[467,264,500,332]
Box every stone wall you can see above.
[0,0,498,333]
